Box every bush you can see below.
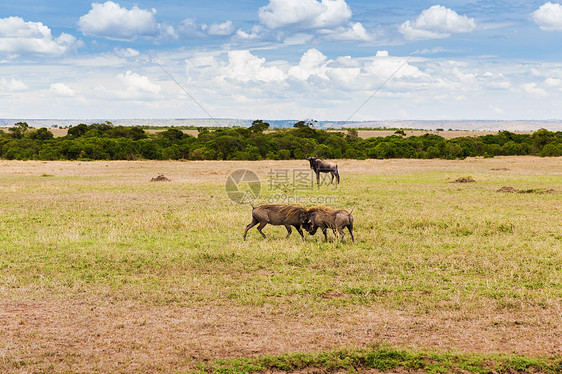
[0,123,560,161]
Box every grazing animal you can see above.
[243,204,308,240]
[306,157,340,185]
[304,206,354,242]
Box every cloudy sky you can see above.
[2,1,562,121]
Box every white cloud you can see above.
[207,20,235,36]
[545,77,562,87]
[522,82,547,97]
[176,18,236,39]
[364,55,426,81]
[223,50,287,83]
[254,0,370,43]
[78,1,158,40]
[288,48,329,80]
[177,19,205,38]
[0,78,27,91]
[235,25,266,40]
[114,47,140,58]
[186,49,431,98]
[0,16,80,56]
[258,0,352,29]
[531,2,562,31]
[399,5,476,40]
[7,47,560,121]
[327,22,371,41]
[282,33,314,45]
[50,83,76,97]
[117,71,161,96]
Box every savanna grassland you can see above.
[0,157,561,373]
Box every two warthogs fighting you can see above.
[243,204,354,242]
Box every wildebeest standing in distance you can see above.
[243,204,308,240]
[306,157,340,186]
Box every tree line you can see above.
[1,120,561,161]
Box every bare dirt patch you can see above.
[497,186,518,193]
[150,174,171,182]
[452,176,476,183]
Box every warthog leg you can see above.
[284,224,292,238]
[256,222,267,239]
[243,217,259,240]
[337,226,346,242]
[294,224,305,239]
[321,227,328,241]
[348,223,355,242]
[284,224,305,239]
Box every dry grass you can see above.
[0,157,561,373]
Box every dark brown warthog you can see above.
[243,204,308,240]
[304,206,354,242]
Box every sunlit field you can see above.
[0,157,560,373]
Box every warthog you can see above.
[306,157,340,185]
[243,204,308,240]
[304,206,354,242]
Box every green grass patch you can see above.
[193,344,562,373]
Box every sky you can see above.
[2,0,562,122]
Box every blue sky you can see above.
[2,1,562,122]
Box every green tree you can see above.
[249,120,270,134]
[67,124,89,138]
[159,128,186,142]
[532,129,555,151]
[278,149,291,160]
[541,143,562,156]
[346,129,358,139]
[29,128,54,141]
[445,142,463,158]
[8,122,30,139]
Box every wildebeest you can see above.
[303,206,354,242]
[306,157,340,185]
[243,204,308,240]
